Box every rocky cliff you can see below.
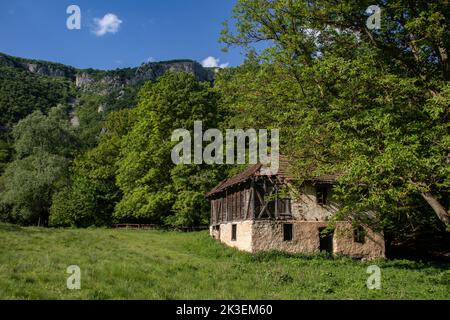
[0,52,217,94]
[75,60,217,93]
[0,53,76,79]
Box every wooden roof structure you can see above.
[206,156,340,197]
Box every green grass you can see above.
[0,223,448,300]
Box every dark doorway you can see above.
[319,228,333,253]
[283,224,293,241]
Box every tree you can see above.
[168,164,224,227]
[11,107,80,158]
[114,72,226,226]
[49,108,135,227]
[0,138,12,174]
[0,106,80,225]
[0,151,68,225]
[220,0,450,229]
[0,65,72,128]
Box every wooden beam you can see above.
[244,190,248,220]
[250,179,255,219]
[225,190,228,222]
[211,199,215,224]
[275,190,278,219]
[258,202,269,218]
[238,190,242,220]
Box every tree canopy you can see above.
[219,0,450,231]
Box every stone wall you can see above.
[333,222,385,260]
[252,220,327,254]
[251,220,385,259]
[211,220,385,260]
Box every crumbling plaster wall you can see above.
[290,184,338,221]
[219,221,253,252]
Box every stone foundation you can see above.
[210,220,385,260]
[252,220,327,254]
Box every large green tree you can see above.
[0,106,80,225]
[220,0,449,229]
[114,72,226,226]
[49,108,135,227]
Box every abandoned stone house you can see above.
[206,159,385,260]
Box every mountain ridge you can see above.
[0,52,217,94]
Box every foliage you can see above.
[219,0,450,233]
[114,72,226,226]
[0,65,72,128]
[73,93,105,148]
[0,152,68,225]
[49,109,135,227]
[0,138,12,174]
[11,107,81,158]
[0,107,80,225]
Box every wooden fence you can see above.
[113,224,209,232]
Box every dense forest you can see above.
[0,1,448,246]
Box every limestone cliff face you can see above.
[0,53,219,125]
[0,53,76,79]
[0,52,216,94]
[23,63,72,78]
[75,60,216,93]
[133,60,216,84]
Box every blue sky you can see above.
[0,0,244,70]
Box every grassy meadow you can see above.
[0,223,448,300]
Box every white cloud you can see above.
[201,56,229,68]
[92,13,122,36]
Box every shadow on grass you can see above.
[247,250,338,263]
[0,223,51,234]
[378,259,449,271]
[245,249,449,271]
[0,223,25,232]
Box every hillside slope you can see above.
[0,52,217,129]
[0,53,218,170]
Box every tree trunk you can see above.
[437,45,449,80]
[421,192,450,226]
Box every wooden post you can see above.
[250,179,255,219]
[275,186,278,219]
[210,199,214,225]
[238,190,242,221]
[225,190,228,222]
